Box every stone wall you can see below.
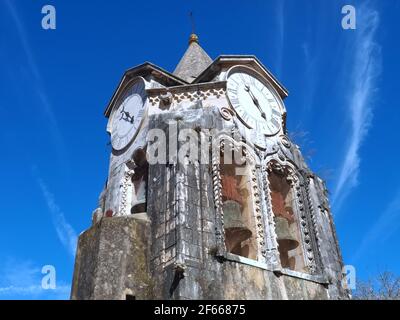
[71,216,153,300]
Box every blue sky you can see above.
[0,0,399,299]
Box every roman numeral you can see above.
[248,117,256,128]
[242,113,254,127]
[230,97,239,106]
[228,87,237,95]
[272,109,281,117]
[238,73,247,84]
[271,117,280,129]
[259,123,268,133]
[230,77,239,86]
[235,105,244,113]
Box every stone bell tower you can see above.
[71,34,349,300]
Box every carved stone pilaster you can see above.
[118,164,134,216]
[211,135,265,261]
[261,163,280,269]
[265,160,321,274]
[303,174,323,273]
[211,149,226,257]
[291,174,317,273]
[250,166,267,261]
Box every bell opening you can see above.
[223,200,252,253]
[220,152,258,260]
[130,148,148,215]
[268,166,306,273]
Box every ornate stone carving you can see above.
[266,159,319,274]
[267,161,285,176]
[211,135,266,261]
[304,176,323,272]
[280,135,291,148]
[288,169,318,273]
[160,91,173,104]
[211,149,225,257]
[219,106,235,121]
[261,164,280,268]
[148,87,226,106]
[250,167,267,259]
[118,163,134,216]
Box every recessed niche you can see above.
[268,168,306,272]
[220,150,258,261]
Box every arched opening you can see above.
[130,148,148,214]
[268,165,306,272]
[220,147,258,260]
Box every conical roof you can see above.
[173,34,212,83]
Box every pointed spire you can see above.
[173,33,212,83]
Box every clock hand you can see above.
[121,111,135,124]
[128,113,134,124]
[244,85,266,120]
[119,103,126,120]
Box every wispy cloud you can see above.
[4,0,68,165]
[301,41,318,112]
[3,1,41,81]
[0,283,71,299]
[332,3,381,207]
[37,178,78,258]
[353,190,400,263]
[299,0,325,114]
[4,1,76,257]
[0,259,70,300]
[33,169,78,258]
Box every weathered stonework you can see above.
[71,37,349,300]
[71,216,153,300]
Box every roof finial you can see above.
[189,11,199,44]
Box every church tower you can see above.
[71,35,349,300]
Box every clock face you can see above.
[227,67,282,136]
[111,79,146,150]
